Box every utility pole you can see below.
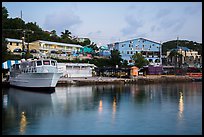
[160,41,162,65]
[22,30,26,59]
[177,36,179,47]
[176,36,179,68]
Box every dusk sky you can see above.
[2,2,202,46]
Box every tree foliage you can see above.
[2,7,9,19]
[2,37,9,63]
[2,6,94,46]
[110,49,123,67]
[162,40,202,56]
[168,50,183,67]
[131,52,149,68]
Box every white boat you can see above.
[9,58,63,92]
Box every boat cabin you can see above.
[11,59,58,73]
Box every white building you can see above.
[166,46,202,68]
[57,63,97,78]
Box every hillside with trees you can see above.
[162,40,202,55]
[2,6,97,47]
[2,6,99,63]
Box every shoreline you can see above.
[56,75,202,86]
[2,75,202,88]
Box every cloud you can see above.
[44,10,82,34]
[151,25,156,32]
[121,15,143,36]
[87,30,102,36]
[184,4,202,15]
[158,16,186,33]
[156,8,171,19]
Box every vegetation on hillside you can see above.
[162,40,202,55]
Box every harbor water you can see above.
[2,82,202,135]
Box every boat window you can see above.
[43,60,50,65]
[66,66,72,70]
[37,61,42,66]
[51,61,55,66]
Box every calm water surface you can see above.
[2,82,202,135]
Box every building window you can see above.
[16,43,19,46]
[10,42,12,45]
[131,51,133,54]
[155,59,160,63]
[127,51,129,54]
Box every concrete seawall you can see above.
[57,75,201,86]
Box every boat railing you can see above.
[21,66,37,73]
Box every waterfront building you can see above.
[57,63,97,78]
[108,38,162,65]
[5,38,28,53]
[29,40,82,55]
[5,38,83,59]
[98,45,111,57]
[81,46,94,54]
[166,46,202,68]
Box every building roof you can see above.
[170,46,190,52]
[82,46,94,53]
[32,40,83,48]
[99,45,109,50]
[5,38,28,44]
[108,37,161,45]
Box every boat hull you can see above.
[9,73,62,88]
[9,85,55,93]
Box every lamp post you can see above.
[179,48,182,68]
[22,35,25,59]
[159,41,162,65]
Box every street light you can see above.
[22,36,25,59]
[179,48,182,68]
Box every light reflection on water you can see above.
[178,91,184,120]
[19,112,27,135]
[2,82,202,135]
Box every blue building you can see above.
[99,45,111,57]
[108,38,162,65]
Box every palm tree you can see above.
[168,50,182,67]
[61,29,72,39]
[60,29,72,43]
